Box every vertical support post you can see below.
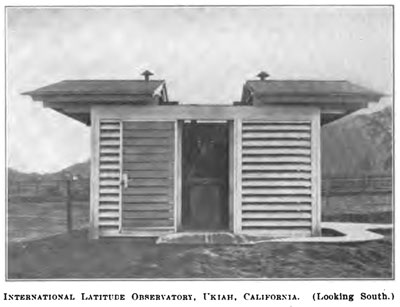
[233,119,242,234]
[175,120,183,232]
[89,107,100,239]
[66,178,72,234]
[311,110,321,236]
[228,120,234,232]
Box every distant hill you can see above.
[8,160,90,182]
[321,105,392,176]
[8,105,392,182]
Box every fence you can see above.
[321,174,392,196]
[7,174,392,234]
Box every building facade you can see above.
[24,73,383,239]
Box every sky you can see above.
[6,6,393,173]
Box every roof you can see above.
[23,79,165,96]
[244,80,383,97]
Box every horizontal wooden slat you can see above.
[242,124,310,131]
[100,179,120,185]
[99,172,120,179]
[242,156,311,164]
[242,196,311,203]
[101,131,120,138]
[100,122,120,130]
[100,140,120,146]
[99,211,120,218]
[242,148,311,156]
[123,187,170,195]
[99,187,120,194]
[123,146,172,154]
[99,204,120,210]
[123,211,172,219]
[122,203,172,211]
[242,172,311,179]
[99,196,120,202]
[241,220,312,227]
[123,154,171,162]
[100,156,120,162]
[100,147,120,154]
[125,170,171,178]
[242,212,312,219]
[122,195,169,202]
[123,122,173,130]
[242,180,311,187]
[123,138,172,146]
[242,140,311,147]
[242,164,311,171]
[123,130,173,138]
[124,178,170,186]
[123,162,172,171]
[243,121,310,125]
[99,163,120,170]
[242,204,311,211]
[242,188,311,195]
[98,220,119,226]
[122,219,174,228]
[242,132,310,139]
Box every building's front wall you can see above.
[89,105,321,239]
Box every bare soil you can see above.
[7,228,392,279]
[7,193,393,279]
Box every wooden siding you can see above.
[240,121,313,236]
[121,121,175,234]
[98,120,122,235]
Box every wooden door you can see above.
[121,121,175,233]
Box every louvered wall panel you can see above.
[98,120,122,234]
[241,121,313,237]
[121,121,175,233]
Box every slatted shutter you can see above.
[121,121,175,234]
[241,121,312,237]
[98,120,122,234]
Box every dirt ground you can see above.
[7,228,392,279]
[7,193,393,279]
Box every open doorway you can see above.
[181,121,229,231]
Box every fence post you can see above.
[66,178,72,233]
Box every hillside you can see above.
[321,105,392,176]
[8,160,90,182]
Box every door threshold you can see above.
[156,231,252,245]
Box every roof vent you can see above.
[141,70,154,81]
[257,71,270,81]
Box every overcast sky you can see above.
[6,6,393,173]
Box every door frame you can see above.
[176,119,235,232]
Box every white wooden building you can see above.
[24,72,383,239]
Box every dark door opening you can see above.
[182,121,229,231]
